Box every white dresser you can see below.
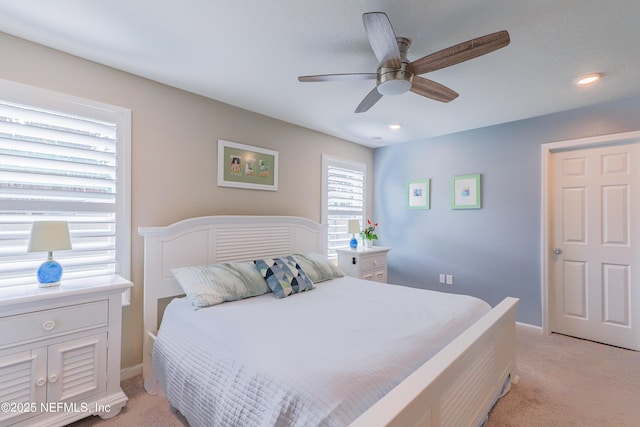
[335,246,391,283]
[0,275,132,427]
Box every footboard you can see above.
[350,297,519,427]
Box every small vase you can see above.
[364,239,373,249]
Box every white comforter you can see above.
[153,276,491,427]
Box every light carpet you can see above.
[69,325,640,426]
[487,325,640,426]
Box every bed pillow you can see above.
[292,252,344,283]
[171,261,269,308]
[254,256,314,298]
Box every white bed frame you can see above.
[139,215,519,427]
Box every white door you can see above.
[0,348,47,425]
[550,142,640,350]
[47,333,107,403]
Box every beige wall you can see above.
[0,32,373,369]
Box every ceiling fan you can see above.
[298,12,510,113]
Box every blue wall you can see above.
[373,96,640,326]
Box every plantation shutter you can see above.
[324,157,366,259]
[0,82,130,291]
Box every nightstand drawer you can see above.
[359,254,386,272]
[0,300,108,348]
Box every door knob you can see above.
[553,248,562,255]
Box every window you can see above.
[322,155,366,259]
[0,80,131,297]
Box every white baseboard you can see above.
[516,322,543,333]
[120,363,142,381]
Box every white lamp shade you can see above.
[28,221,72,253]
[348,219,361,234]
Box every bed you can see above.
[139,215,519,427]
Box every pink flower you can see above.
[360,219,379,241]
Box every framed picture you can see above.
[407,178,430,209]
[217,140,278,191]
[451,174,481,209]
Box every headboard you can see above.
[138,215,326,391]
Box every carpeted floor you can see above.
[67,375,187,427]
[69,325,640,426]
[487,325,640,426]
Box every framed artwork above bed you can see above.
[217,140,278,191]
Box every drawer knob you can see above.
[36,378,46,387]
[49,374,59,383]
[42,320,56,331]
[373,260,378,266]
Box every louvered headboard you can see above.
[138,215,326,391]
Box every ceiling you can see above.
[0,1,638,147]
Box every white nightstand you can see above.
[335,246,391,283]
[0,275,132,426]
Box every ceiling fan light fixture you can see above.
[575,73,603,86]
[377,77,412,96]
[377,63,414,96]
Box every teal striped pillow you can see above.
[172,262,269,308]
[293,252,344,283]
[254,256,314,298]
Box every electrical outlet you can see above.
[439,274,445,284]
[446,274,453,285]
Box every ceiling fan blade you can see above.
[410,76,459,103]
[298,73,377,82]
[410,30,510,75]
[363,12,401,68]
[355,87,383,113]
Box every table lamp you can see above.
[348,219,360,250]
[28,221,72,287]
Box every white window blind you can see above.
[0,80,131,292]
[322,155,366,259]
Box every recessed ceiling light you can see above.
[575,73,603,86]
[388,123,402,130]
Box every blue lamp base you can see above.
[37,259,63,288]
[349,235,358,249]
